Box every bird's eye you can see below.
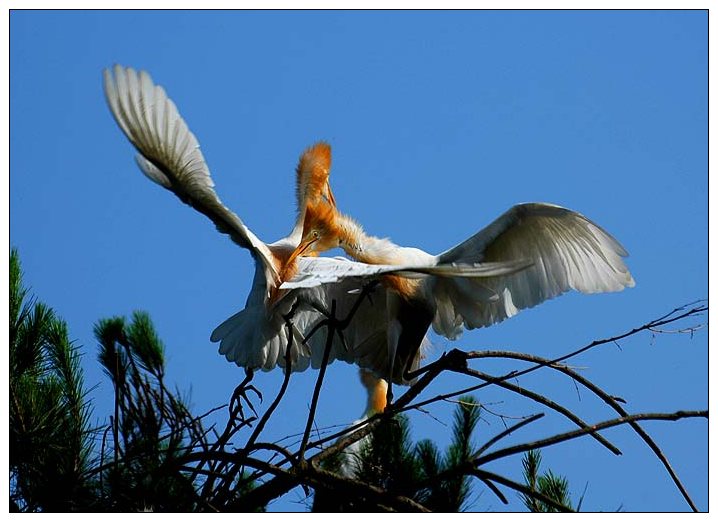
[312,231,319,238]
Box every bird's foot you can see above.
[229,370,262,423]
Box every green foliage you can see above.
[94,312,198,512]
[521,449,573,512]
[10,248,263,512]
[10,248,96,511]
[313,396,481,512]
[126,311,166,375]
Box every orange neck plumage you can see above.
[330,212,423,298]
[360,369,388,415]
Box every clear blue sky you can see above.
[10,10,707,512]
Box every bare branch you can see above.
[393,301,707,414]
[474,410,707,468]
[299,299,338,460]
[474,413,545,458]
[457,366,622,456]
[467,350,702,511]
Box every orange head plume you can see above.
[296,141,335,207]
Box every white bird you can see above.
[103,65,526,379]
[293,195,635,401]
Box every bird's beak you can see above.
[325,183,336,207]
[286,236,319,270]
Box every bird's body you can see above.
[295,198,635,400]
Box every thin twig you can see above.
[474,413,545,457]
[299,299,337,460]
[220,321,297,505]
[468,350,701,512]
[474,410,707,467]
[203,301,707,511]
[395,302,707,415]
[247,442,299,467]
[475,474,508,504]
[458,366,621,455]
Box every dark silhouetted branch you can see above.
[474,410,707,468]
[458,366,621,456]
[467,350,701,512]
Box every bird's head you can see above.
[285,199,344,268]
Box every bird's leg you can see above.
[384,292,404,406]
[385,319,402,406]
[228,368,262,423]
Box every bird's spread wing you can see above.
[103,65,277,278]
[432,202,635,338]
[280,256,531,290]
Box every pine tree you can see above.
[10,248,96,511]
[9,249,262,512]
[94,312,199,511]
[521,449,574,512]
[312,396,481,512]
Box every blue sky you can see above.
[9,10,707,512]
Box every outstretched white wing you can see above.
[282,256,532,290]
[432,202,635,338]
[103,64,278,280]
[105,64,301,373]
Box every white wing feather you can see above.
[211,273,421,382]
[281,256,532,290]
[103,65,277,278]
[432,202,635,338]
[213,252,530,378]
[105,65,295,372]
